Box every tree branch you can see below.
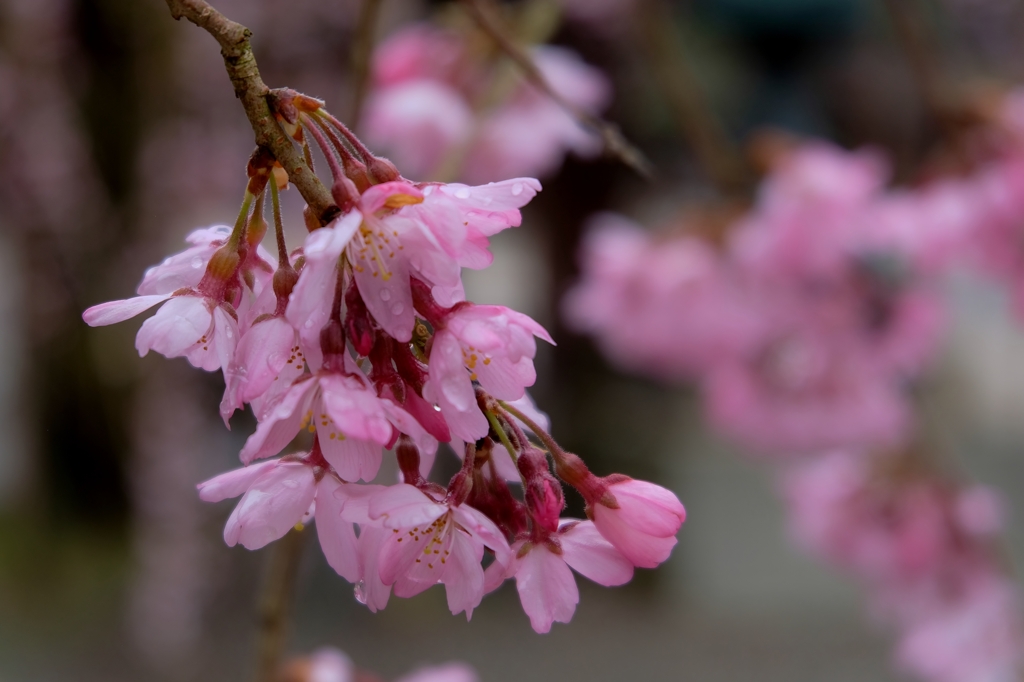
[164,0,339,225]
[460,0,654,179]
[348,0,384,132]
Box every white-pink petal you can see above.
[559,520,633,586]
[83,294,171,327]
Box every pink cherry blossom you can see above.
[366,483,510,619]
[84,291,240,373]
[588,478,686,569]
[394,662,479,682]
[424,304,552,442]
[563,213,766,380]
[198,457,311,550]
[136,225,234,295]
[506,519,633,633]
[702,328,913,455]
[239,368,434,482]
[305,647,355,682]
[363,23,610,183]
[896,578,1024,682]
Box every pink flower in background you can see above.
[897,578,1024,682]
[564,213,765,380]
[703,329,913,455]
[363,24,611,183]
[395,662,479,682]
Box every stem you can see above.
[319,110,376,162]
[163,0,338,225]
[228,190,255,249]
[310,112,370,186]
[498,400,562,460]
[300,113,346,183]
[254,528,305,682]
[269,177,288,266]
[486,409,519,464]
[638,0,747,194]
[881,0,958,140]
[349,0,384,131]
[460,0,654,179]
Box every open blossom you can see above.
[363,23,610,183]
[508,520,633,633]
[365,483,510,619]
[423,303,553,442]
[196,454,353,569]
[239,360,434,482]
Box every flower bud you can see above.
[344,282,375,356]
[367,156,400,184]
[331,176,359,213]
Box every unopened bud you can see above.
[273,265,299,301]
[302,205,320,233]
[367,156,400,184]
[246,211,268,249]
[319,319,347,369]
[272,164,289,190]
[246,147,276,195]
[341,154,371,193]
[519,448,563,533]
[204,245,240,282]
[344,283,375,356]
[331,176,359,213]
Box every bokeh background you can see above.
[2,0,1024,680]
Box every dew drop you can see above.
[191,257,204,269]
[224,328,233,339]
[391,303,404,315]
[454,187,471,199]
[304,319,314,329]
[511,182,524,196]
[379,289,391,301]
[354,581,367,605]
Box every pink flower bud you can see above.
[590,478,686,568]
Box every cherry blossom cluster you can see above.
[82,92,685,634]
[784,451,1022,682]
[564,89,1024,680]
[362,21,610,183]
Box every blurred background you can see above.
[2,0,1024,680]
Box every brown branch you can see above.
[254,528,306,682]
[881,0,959,142]
[460,0,654,179]
[638,0,749,195]
[164,0,339,226]
[348,0,385,132]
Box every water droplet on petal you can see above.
[354,581,367,604]
[379,289,391,301]
[304,319,314,329]
[454,187,471,199]
[224,328,233,339]
[191,257,204,269]
[512,182,523,196]
[391,303,404,315]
